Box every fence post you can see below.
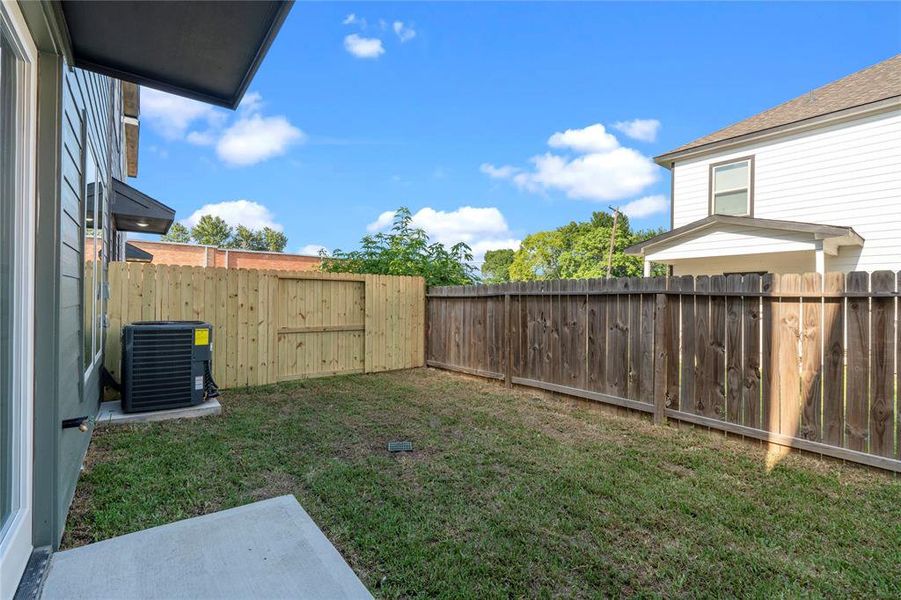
[504,290,512,388]
[653,292,670,425]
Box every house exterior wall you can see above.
[32,59,123,549]
[645,225,818,262]
[58,65,122,546]
[128,240,322,271]
[669,251,816,277]
[671,107,901,273]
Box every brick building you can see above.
[127,240,322,271]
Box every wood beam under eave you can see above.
[124,116,139,178]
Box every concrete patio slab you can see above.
[40,495,371,600]
[96,398,221,427]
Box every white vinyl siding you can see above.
[671,108,901,272]
[645,226,817,261]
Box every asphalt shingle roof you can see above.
[659,54,901,158]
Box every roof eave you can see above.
[626,215,865,258]
[58,1,293,110]
[655,95,901,166]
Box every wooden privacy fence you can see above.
[106,263,425,388]
[427,272,901,472]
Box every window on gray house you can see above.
[83,143,102,373]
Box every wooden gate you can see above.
[107,264,425,388]
[276,275,366,381]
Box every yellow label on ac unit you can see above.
[194,328,209,346]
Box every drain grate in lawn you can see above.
[65,368,901,598]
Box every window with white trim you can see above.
[711,158,752,216]
[83,141,104,373]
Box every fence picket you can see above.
[709,275,727,420]
[695,275,710,416]
[846,271,870,452]
[870,270,895,457]
[800,272,823,441]
[638,278,656,404]
[725,274,743,424]
[679,275,696,413]
[776,274,802,437]
[822,272,845,447]
[742,274,762,428]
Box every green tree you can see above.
[186,217,290,251]
[261,227,288,252]
[161,222,191,243]
[227,225,266,250]
[508,211,664,281]
[321,207,476,286]
[481,249,516,283]
[509,230,566,281]
[190,215,233,247]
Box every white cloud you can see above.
[185,130,216,146]
[516,149,659,201]
[612,118,661,143]
[344,34,385,59]
[393,21,416,42]
[216,114,305,167]
[144,89,303,167]
[298,244,328,256]
[367,207,521,262]
[342,13,358,25]
[482,124,661,202]
[367,210,396,232]
[480,163,521,179]
[547,123,619,154]
[238,91,264,114]
[183,200,283,231]
[141,87,223,140]
[617,194,668,219]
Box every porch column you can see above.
[643,259,652,277]
[815,242,826,276]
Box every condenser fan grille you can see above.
[129,330,193,410]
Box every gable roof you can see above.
[657,54,901,162]
[624,215,864,257]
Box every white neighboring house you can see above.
[627,54,901,277]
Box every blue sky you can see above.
[135,1,901,263]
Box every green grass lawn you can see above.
[66,369,900,598]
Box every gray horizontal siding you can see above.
[54,64,123,546]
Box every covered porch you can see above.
[625,215,864,277]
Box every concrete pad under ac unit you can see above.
[95,399,222,427]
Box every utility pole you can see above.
[605,206,621,278]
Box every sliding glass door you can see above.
[0,3,36,598]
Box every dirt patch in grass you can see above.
[247,469,303,502]
[64,368,901,598]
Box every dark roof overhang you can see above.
[125,243,154,263]
[625,215,864,257]
[111,178,175,234]
[55,0,293,109]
